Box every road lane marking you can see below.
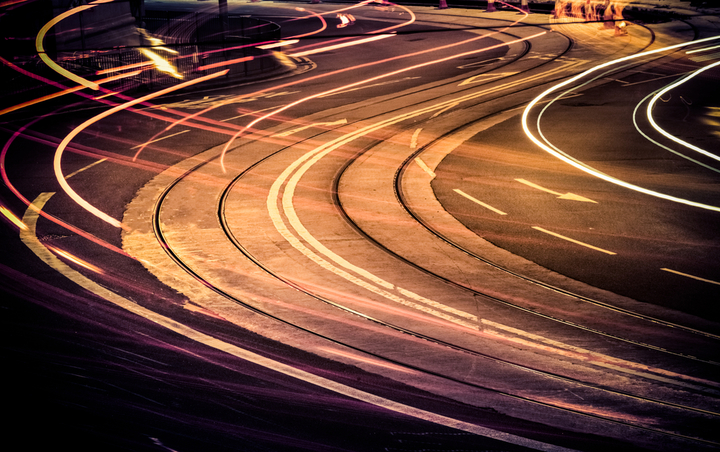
[272,119,348,137]
[515,179,596,203]
[410,128,422,149]
[661,268,720,286]
[20,194,574,452]
[430,102,458,119]
[532,227,616,255]
[65,158,107,179]
[131,130,190,150]
[454,189,507,215]
[414,157,435,178]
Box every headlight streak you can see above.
[219,30,543,171]
[632,90,720,174]
[521,35,720,212]
[53,70,229,230]
[646,60,720,163]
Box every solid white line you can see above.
[532,226,616,255]
[20,193,576,452]
[661,268,720,286]
[454,189,507,215]
[410,128,422,149]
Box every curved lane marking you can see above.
[19,192,576,452]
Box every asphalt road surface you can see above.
[2,1,720,451]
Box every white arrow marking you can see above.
[515,178,596,203]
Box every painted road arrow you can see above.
[515,178,597,203]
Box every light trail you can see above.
[632,90,720,174]
[522,35,720,212]
[221,31,545,170]
[53,70,228,230]
[646,60,720,162]
[35,4,100,90]
[20,193,577,452]
[289,33,396,57]
[167,7,532,165]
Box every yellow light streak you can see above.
[454,189,507,215]
[522,35,720,213]
[46,245,105,274]
[257,39,299,49]
[1,206,27,230]
[139,48,182,79]
[36,5,100,90]
[197,56,253,71]
[532,226,616,255]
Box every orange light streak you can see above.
[197,56,253,71]
[46,245,105,274]
[0,69,141,117]
[286,7,328,39]
[54,69,228,229]
[1,205,27,230]
[96,61,154,75]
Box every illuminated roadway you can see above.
[1,1,720,450]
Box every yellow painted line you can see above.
[65,158,107,179]
[414,157,436,179]
[272,119,347,137]
[661,268,720,286]
[19,194,573,452]
[131,130,190,150]
[220,105,278,122]
[454,189,507,215]
[532,227,616,255]
[410,128,422,149]
[430,102,458,119]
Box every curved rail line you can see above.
[135,13,718,448]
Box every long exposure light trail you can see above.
[632,90,720,174]
[221,30,544,170]
[19,193,575,452]
[53,70,229,230]
[35,4,100,90]
[522,35,720,212]
[646,60,720,162]
[165,4,530,162]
